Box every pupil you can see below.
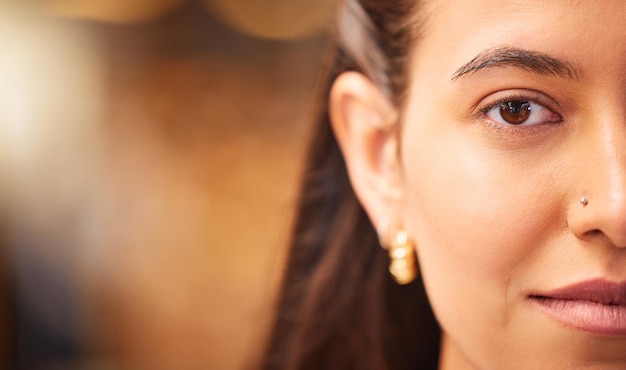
[500,101,531,124]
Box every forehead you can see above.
[415,0,626,79]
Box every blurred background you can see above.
[0,0,337,368]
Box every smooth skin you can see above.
[330,1,626,369]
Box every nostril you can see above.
[581,229,603,240]
[582,228,626,249]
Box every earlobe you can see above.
[329,71,404,228]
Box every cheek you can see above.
[400,117,564,359]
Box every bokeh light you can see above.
[30,0,338,40]
[32,0,188,23]
[202,0,337,40]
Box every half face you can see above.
[400,0,626,369]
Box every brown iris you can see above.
[499,101,531,125]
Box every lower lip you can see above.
[530,296,626,336]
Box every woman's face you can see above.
[401,0,626,368]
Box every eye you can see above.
[484,99,561,126]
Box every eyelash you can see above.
[476,93,563,134]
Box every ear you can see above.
[329,71,404,230]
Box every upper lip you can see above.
[531,279,626,306]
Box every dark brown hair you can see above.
[262,1,440,369]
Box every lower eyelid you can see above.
[478,114,559,140]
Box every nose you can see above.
[568,112,626,248]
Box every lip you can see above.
[529,279,626,336]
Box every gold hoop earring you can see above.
[387,231,418,285]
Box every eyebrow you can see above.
[451,46,580,81]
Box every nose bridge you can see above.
[595,108,626,204]
[580,105,626,246]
